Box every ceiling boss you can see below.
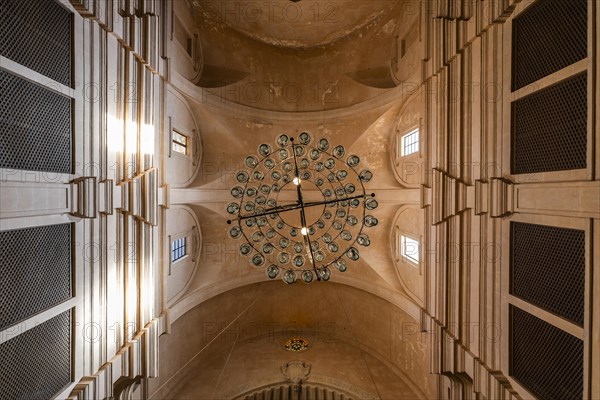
[227,132,378,284]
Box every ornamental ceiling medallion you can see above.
[227,132,378,284]
[284,338,310,353]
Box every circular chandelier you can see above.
[226,132,378,284]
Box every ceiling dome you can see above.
[190,0,400,48]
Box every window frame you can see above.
[171,236,187,263]
[171,129,188,156]
[400,234,420,264]
[400,128,419,157]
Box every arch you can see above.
[149,281,436,400]
[170,69,419,119]
[165,86,202,188]
[169,274,421,324]
[389,205,425,307]
[389,89,425,189]
[170,0,203,83]
[229,379,378,400]
[165,205,202,306]
[113,376,143,400]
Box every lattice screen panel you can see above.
[512,0,587,91]
[510,306,583,400]
[0,310,72,400]
[0,0,72,87]
[0,224,72,330]
[0,69,72,174]
[241,385,355,400]
[510,222,585,325]
[511,73,587,174]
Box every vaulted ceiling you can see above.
[153,0,430,397]
[191,0,401,49]
[179,0,417,111]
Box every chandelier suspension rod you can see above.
[290,138,320,278]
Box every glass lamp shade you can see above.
[277,134,289,147]
[283,269,296,284]
[357,234,371,247]
[236,171,249,183]
[240,244,252,255]
[258,143,272,156]
[293,256,305,267]
[229,226,242,239]
[245,156,258,168]
[333,145,345,158]
[278,253,290,264]
[365,215,379,227]
[319,267,331,281]
[267,265,279,279]
[317,138,329,151]
[365,198,378,210]
[335,259,347,272]
[299,132,311,144]
[359,170,373,182]
[231,186,244,198]
[347,155,360,167]
[252,254,265,266]
[341,231,352,241]
[227,203,239,214]
[346,247,360,261]
[301,270,314,284]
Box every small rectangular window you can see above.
[172,130,188,155]
[400,38,406,59]
[401,128,419,156]
[171,237,187,262]
[401,235,419,264]
[186,37,194,58]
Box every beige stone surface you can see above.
[149,282,436,399]
[1,0,597,399]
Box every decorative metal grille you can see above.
[0,69,73,174]
[510,222,585,326]
[512,0,587,91]
[511,73,587,174]
[241,386,357,400]
[510,306,583,400]
[0,0,72,87]
[0,224,72,330]
[0,310,72,400]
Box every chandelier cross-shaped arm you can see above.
[229,193,374,223]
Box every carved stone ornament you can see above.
[281,361,312,391]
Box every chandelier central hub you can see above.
[277,181,325,228]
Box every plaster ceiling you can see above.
[161,3,429,395]
[165,96,424,322]
[150,282,437,399]
[181,0,417,112]
[190,0,401,49]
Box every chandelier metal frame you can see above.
[226,132,378,284]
